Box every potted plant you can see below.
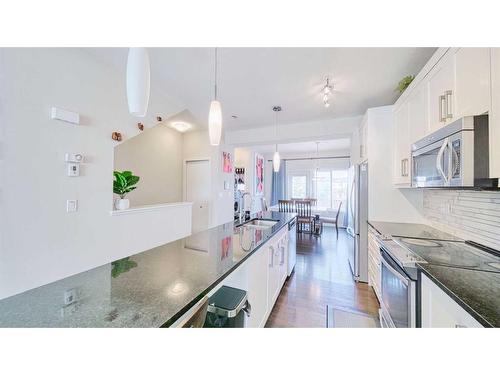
[113,170,140,210]
[396,75,415,94]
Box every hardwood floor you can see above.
[265,227,380,328]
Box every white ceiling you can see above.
[249,139,350,155]
[88,47,436,130]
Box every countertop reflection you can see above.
[0,211,296,327]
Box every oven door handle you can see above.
[380,249,410,286]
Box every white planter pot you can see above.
[115,198,130,210]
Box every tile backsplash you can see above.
[423,190,500,251]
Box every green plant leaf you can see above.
[113,170,140,198]
[396,75,415,94]
[126,175,140,186]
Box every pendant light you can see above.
[312,142,322,181]
[126,48,150,117]
[272,106,282,172]
[208,48,222,146]
[322,77,333,108]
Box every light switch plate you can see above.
[67,163,80,177]
[66,200,78,213]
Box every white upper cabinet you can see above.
[408,78,429,144]
[393,102,411,185]
[428,53,455,132]
[350,122,360,165]
[490,48,500,178]
[455,47,491,118]
[393,47,497,186]
[359,115,368,162]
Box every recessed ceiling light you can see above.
[170,121,192,133]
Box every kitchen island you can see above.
[0,211,296,328]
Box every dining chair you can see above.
[278,199,295,213]
[321,201,342,236]
[295,200,313,234]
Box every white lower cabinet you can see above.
[266,227,288,312]
[367,229,381,301]
[246,242,269,328]
[420,273,483,328]
[196,225,290,328]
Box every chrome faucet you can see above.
[239,192,252,222]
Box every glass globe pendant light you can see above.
[126,47,151,117]
[208,48,222,146]
[272,106,282,172]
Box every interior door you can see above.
[185,159,210,233]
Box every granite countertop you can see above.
[368,220,462,241]
[0,211,296,328]
[418,263,500,327]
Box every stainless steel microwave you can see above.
[411,115,494,188]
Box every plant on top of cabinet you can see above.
[396,75,415,94]
[113,170,140,210]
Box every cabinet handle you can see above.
[401,159,404,177]
[445,90,453,119]
[454,324,467,328]
[404,158,409,177]
[269,246,274,268]
[439,95,446,122]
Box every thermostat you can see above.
[65,153,84,163]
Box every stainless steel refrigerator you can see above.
[346,162,368,283]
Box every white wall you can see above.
[114,122,183,206]
[226,116,362,146]
[182,130,234,228]
[234,147,266,213]
[364,106,425,223]
[0,48,193,299]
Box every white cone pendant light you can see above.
[272,106,282,172]
[273,148,281,172]
[126,48,150,117]
[209,99,222,145]
[209,48,222,146]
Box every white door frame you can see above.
[183,157,212,228]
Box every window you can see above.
[315,171,332,208]
[287,168,347,209]
[331,170,348,210]
[290,175,307,199]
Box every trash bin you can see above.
[204,285,251,328]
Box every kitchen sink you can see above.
[242,219,279,229]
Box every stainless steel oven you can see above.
[411,115,492,188]
[379,247,417,328]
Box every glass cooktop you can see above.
[394,237,500,273]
